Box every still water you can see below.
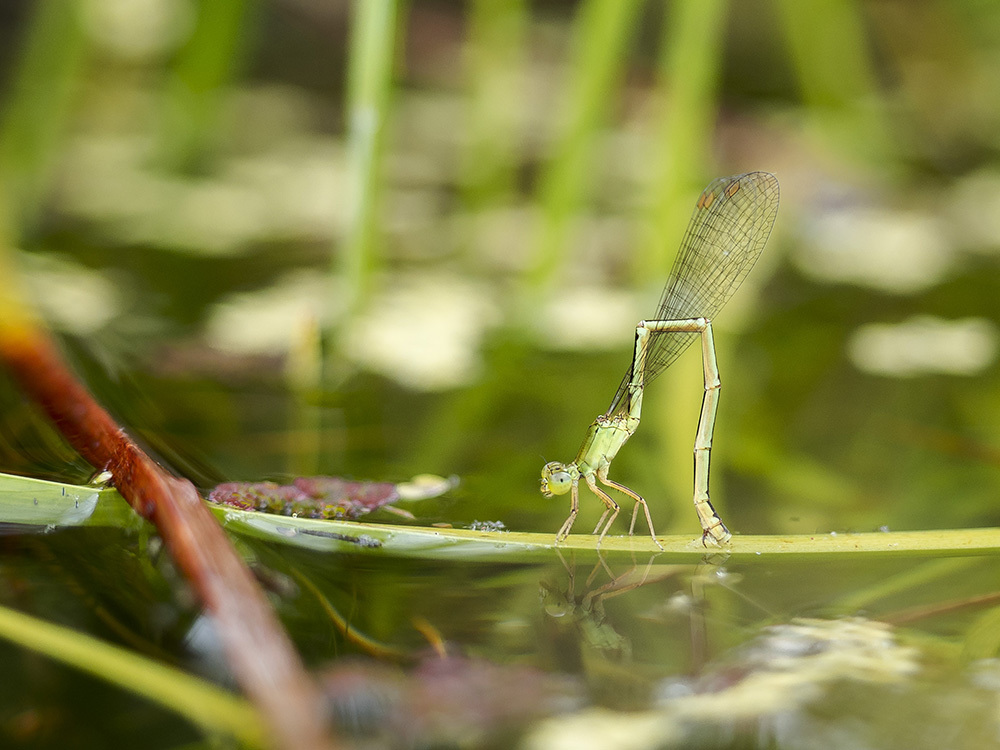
[2,512,998,748]
[2,329,1000,749]
[1,235,1000,748]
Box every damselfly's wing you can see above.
[606,172,780,416]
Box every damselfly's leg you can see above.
[583,474,619,547]
[555,481,581,542]
[693,321,730,544]
[638,318,731,545]
[597,471,664,550]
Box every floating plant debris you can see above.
[208,474,456,520]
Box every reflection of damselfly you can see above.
[541,172,780,548]
[541,551,676,663]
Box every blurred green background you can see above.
[2,0,1000,745]
[2,0,996,537]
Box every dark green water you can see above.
[2,511,999,748]
[2,1,1000,746]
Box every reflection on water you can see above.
[2,499,1000,747]
[284,545,1000,748]
[527,615,1000,750]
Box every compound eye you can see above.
[551,472,572,494]
[541,463,573,496]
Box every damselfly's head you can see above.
[540,461,574,497]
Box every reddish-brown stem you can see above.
[0,329,337,750]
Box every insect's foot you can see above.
[639,530,664,551]
[701,523,732,547]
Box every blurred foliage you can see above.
[2,0,1000,746]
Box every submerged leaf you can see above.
[319,654,579,745]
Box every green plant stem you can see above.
[460,0,528,210]
[641,0,728,277]
[212,512,1000,562]
[528,0,642,293]
[774,0,891,162]
[338,0,401,321]
[0,603,265,746]
[158,0,254,172]
[6,474,999,563]
[0,1,87,233]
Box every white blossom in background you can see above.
[848,316,998,377]
[342,272,500,391]
[204,271,500,391]
[795,207,952,294]
[22,254,121,335]
[82,0,194,60]
[205,271,331,356]
[945,169,1000,252]
[58,133,344,256]
[536,285,639,351]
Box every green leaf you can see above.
[2,473,999,562]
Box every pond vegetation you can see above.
[1,1,1000,747]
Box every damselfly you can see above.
[540,172,780,548]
